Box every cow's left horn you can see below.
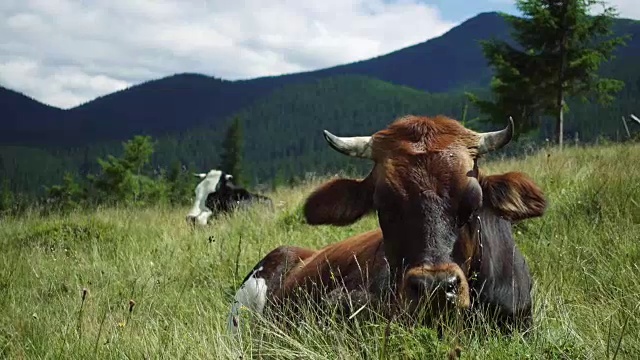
[323,130,373,159]
[477,116,514,154]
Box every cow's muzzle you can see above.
[402,263,470,310]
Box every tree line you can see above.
[0,118,248,215]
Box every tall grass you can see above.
[1,143,639,359]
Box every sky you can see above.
[0,0,637,109]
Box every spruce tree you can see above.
[0,155,12,214]
[219,116,245,186]
[167,160,192,205]
[89,135,156,204]
[79,147,92,178]
[123,135,155,176]
[0,178,13,215]
[45,172,83,211]
[468,0,627,148]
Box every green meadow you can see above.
[1,142,639,359]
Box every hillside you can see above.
[152,76,487,183]
[1,75,480,194]
[240,12,510,94]
[1,142,638,358]
[3,73,640,196]
[0,87,64,145]
[1,12,639,148]
[57,74,278,147]
[152,73,640,185]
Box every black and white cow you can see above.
[186,169,273,225]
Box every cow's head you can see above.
[304,115,545,312]
[186,169,233,225]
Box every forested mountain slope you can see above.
[1,12,639,148]
[3,73,638,197]
[152,74,640,184]
[0,87,65,145]
[1,13,639,196]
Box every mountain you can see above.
[2,12,638,148]
[4,71,638,197]
[0,87,64,145]
[240,11,510,93]
[0,75,472,195]
[1,12,640,196]
[0,12,507,148]
[151,76,481,182]
[152,73,640,185]
[57,74,272,147]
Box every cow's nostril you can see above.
[443,275,460,294]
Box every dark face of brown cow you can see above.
[304,115,542,312]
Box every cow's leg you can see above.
[227,245,316,335]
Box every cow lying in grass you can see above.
[227,115,546,335]
[186,169,273,225]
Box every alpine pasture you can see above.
[1,142,639,359]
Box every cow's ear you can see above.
[304,174,375,226]
[479,171,546,221]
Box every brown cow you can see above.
[227,115,546,335]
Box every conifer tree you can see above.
[0,155,12,214]
[468,0,627,148]
[167,160,192,205]
[45,172,83,211]
[219,116,245,186]
[89,135,157,203]
[0,178,13,215]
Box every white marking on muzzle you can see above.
[227,266,267,335]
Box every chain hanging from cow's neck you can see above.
[469,158,483,280]
[468,213,483,283]
[474,214,483,274]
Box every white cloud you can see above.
[0,0,455,109]
[607,0,640,19]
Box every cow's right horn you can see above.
[477,116,514,154]
[323,130,373,159]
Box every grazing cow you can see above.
[227,115,546,335]
[186,169,273,225]
[205,171,273,214]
